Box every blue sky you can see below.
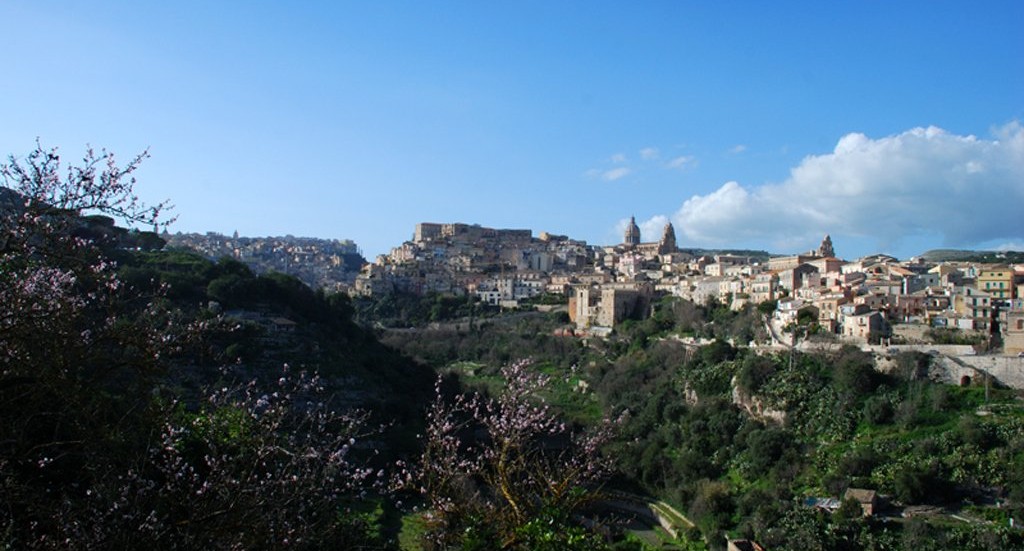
[3,2,1022,260]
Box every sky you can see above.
[2,1,1023,261]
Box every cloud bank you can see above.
[671,123,1024,255]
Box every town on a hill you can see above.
[303,219,1021,356]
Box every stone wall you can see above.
[931,355,1024,390]
[867,344,1024,390]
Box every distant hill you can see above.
[919,248,1024,263]
[682,248,772,261]
[0,186,21,209]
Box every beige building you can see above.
[808,256,846,275]
[977,265,1015,300]
[1005,309,1024,355]
[953,286,992,330]
[842,311,888,342]
[570,282,654,330]
[843,488,879,516]
[621,218,680,260]
[777,264,820,292]
[814,291,851,325]
[768,254,817,272]
[750,272,779,304]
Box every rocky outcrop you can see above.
[731,381,787,425]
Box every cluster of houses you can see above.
[166,231,365,291]
[353,222,592,300]
[350,220,1024,352]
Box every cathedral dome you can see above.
[624,216,641,246]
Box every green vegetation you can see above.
[352,291,495,328]
[6,144,1021,549]
[594,334,1024,549]
[1,146,442,549]
[681,248,772,262]
[919,248,1024,263]
[376,293,1024,549]
[926,327,988,346]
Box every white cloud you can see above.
[610,153,628,163]
[601,167,632,181]
[670,123,1024,256]
[639,215,669,241]
[640,147,660,160]
[994,241,1024,252]
[667,155,696,170]
[730,144,747,154]
[585,166,632,181]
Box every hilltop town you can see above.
[160,219,1024,357]
[165,231,366,291]
[5,151,1024,550]
[350,219,1024,356]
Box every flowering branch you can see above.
[396,359,620,549]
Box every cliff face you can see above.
[731,380,787,425]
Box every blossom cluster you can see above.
[1,144,383,548]
[395,359,620,548]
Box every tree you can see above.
[688,479,735,540]
[757,299,778,316]
[833,497,864,521]
[796,306,819,327]
[397,360,618,549]
[832,347,880,405]
[746,428,794,475]
[1,144,383,549]
[1,144,174,376]
[738,354,779,394]
[894,462,951,505]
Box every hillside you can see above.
[919,248,1024,263]
[4,159,1022,549]
[1,176,433,548]
[375,293,1024,549]
[165,231,367,291]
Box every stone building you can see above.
[658,222,678,255]
[570,282,654,330]
[624,216,641,247]
[818,234,835,258]
[622,217,680,261]
[977,265,1015,300]
[1005,308,1024,355]
[843,488,879,516]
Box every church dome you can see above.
[624,216,641,246]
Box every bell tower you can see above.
[658,222,677,254]
[818,234,835,258]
